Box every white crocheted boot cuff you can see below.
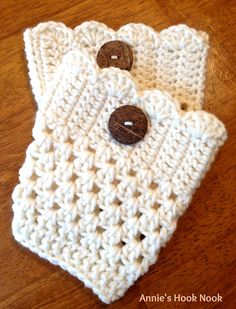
[12,49,226,304]
[24,21,209,111]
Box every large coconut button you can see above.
[108,105,148,145]
[96,40,133,71]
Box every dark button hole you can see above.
[51,182,58,191]
[129,169,136,177]
[96,226,105,234]
[140,234,145,240]
[52,203,60,210]
[87,146,96,153]
[152,203,160,210]
[181,103,187,111]
[136,256,144,263]
[134,191,142,198]
[114,198,122,206]
[108,158,116,164]
[74,214,80,222]
[92,184,100,194]
[170,192,177,201]
[149,182,158,190]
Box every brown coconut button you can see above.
[108,105,148,145]
[96,40,133,71]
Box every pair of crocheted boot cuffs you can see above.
[12,21,227,304]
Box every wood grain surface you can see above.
[0,0,235,308]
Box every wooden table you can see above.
[0,0,235,308]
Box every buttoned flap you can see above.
[24,21,208,110]
[34,49,226,207]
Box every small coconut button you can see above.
[108,105,148,145]
[96,40,133,71]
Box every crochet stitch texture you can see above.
[24,21,209,111]
[12,49,227,304]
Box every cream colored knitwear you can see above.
[24,21,209,111]
[12,49,226,304]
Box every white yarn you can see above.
[12,49,226,304]
[24,21,209,111]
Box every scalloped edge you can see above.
[23,21,209,107]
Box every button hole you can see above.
[110,55,119,60]
[124,121,133,126]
